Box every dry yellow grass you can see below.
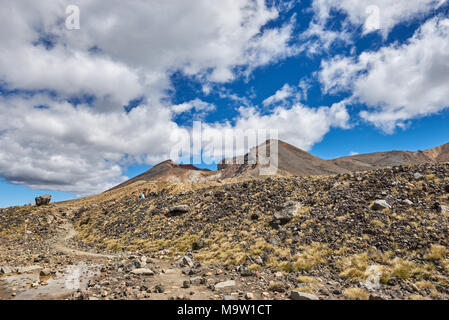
[425,245,447,260]
[292,243,330,272]
[297,276,318,284]
[343,288,369,300]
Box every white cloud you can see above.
[205,102,350,154]
[320,17,449,132]
[0,94,187,194]
[262,84,297,106]
[171,99,215,115]
[0,0,304,193]
[302,0,446,55]
[0,90,350,195]
[311,0,446,37]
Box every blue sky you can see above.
[0,0,449,207]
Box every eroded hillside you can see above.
[1,163,448,300]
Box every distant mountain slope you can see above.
[109,140,449,190]
[330,142,449,172]
[422,142,449,162]
[218,139,350,179]
[108,160,217,191]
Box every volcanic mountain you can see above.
[109,160,217,191]
[110,140,449,190]
[218,139,350,178]
[330,142,449,172]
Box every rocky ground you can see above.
[1,162,448,300]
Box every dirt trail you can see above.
[0,219,218,300]
[52,221,115,260]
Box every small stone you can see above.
[245,292,254,300]
[40,268,52,276]
[433,202,449,213]
[414,173,424,180]
[274,272,283,278]
[131,268,155,276]
[250,213,259,220]
[154,284,165,293]
[182,280,190,289]
[179,255,194,268]
[290,291,319,300]
[168,205,190,216]
[189,277,202,285]
[224,295,235,300]
[237,266,254,277]
[192,239,204,250]
[18,265,42,274]
[371,200,391,211]
[0,266,12,274]
[215,280,236,289]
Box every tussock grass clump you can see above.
[297,276,318,284]
[370,219,385,228]
[425,244,447,260]
[415,281,435,290]
[442,259,449,273]
[248,264,262,271]
[278,261,292,273]
[391,258,432,280]
[292,243,330,272]
[268,281,285,292]
[343,288,369,300]
[338,253,369,281]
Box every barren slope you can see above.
[109,160,218,191]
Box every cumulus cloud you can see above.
[262,84,297,106]
[0,94,186,194]
[0,0,322,194]
[199,101,350,163]
[171,99,215,116]
[320,17,449,132]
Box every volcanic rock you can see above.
[35,194,51,206]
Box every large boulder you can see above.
[35,194,51,206]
